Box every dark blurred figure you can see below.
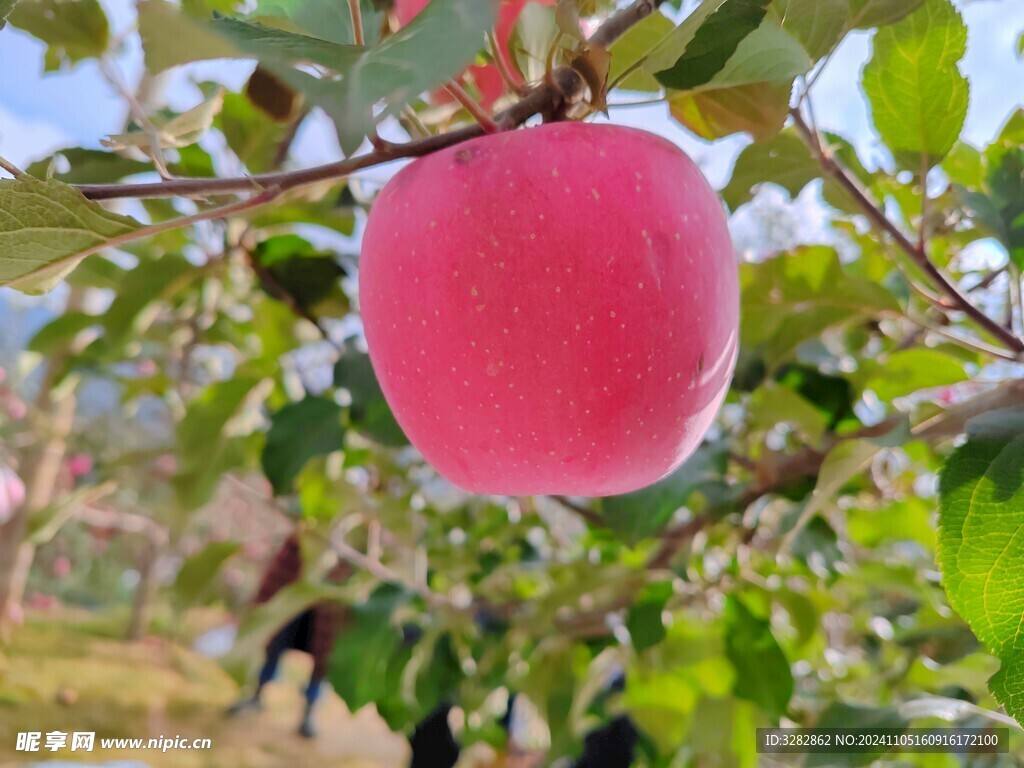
[226,533,351,738]
[406,693,639,768]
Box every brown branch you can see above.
[551,496,606,528]
[647,377,1024,570]
[790,107,1024,358]
[74,0,666,203]
[589,0,667,48]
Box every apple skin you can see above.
[359,122,738,496]
[393,0,552,108]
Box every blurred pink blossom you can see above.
[67,454,94,477]
[0,466,26,524]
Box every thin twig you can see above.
[332,537,450,608]
[271,109,309,169]
[550,496,605,528]
[73,0,667,203]
[790,106,1024,357]
[905,312,1021,363]
[444,80,501,133]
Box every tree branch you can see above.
[790,107,1024,358]
[551,496,606,528]
[74,0,666,203]
[646,377,1024,570]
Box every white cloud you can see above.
[0,103,74,168]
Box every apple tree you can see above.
[1,0,1023,764]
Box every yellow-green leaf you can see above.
[938,411,1024,726]
[862,0,968,169]
[0,175,142,295]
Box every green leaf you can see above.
[96,254,196,350]
[138,0,240,71]
[770,0,849,60]
[333,345,408,447]
[720,131,819,210]
[666,20,810,140]
[654,0,770,90]
[172,541,240,608]
[210,16,365,70]
[848,0,923,29]
[781,438,879,551]
[8,0,108,69]
[741,247,900,367]
[598,441,730,538]
[862,349,967,401]
[103,90,225,150]
[26,312,96,355]
[938,413,1024,726]
[645,0,729,74]
[254,0,380,46]
[669,81,793,140]
[0,175,142,295]
[983,145,1024,269]
[748,380,828,444]
[327,585,414,729]
[626,581,673,652]
[807,703,908,767]
[288,0,497,153]
[261,396,346,495]
[0,0,17,28]
[254,235,348,313]
[607,8,674,92]
[217,91,291,174]
[27,148,153,185]
[723,595,792,717]
[862,0,968,169]
[173,377,266,510]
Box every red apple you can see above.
[359,122,738,496]
[393,0,553,108]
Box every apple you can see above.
[393,0,553,108]
[0,465,26,525]
[359,122,738,496]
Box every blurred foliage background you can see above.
[1,0,1023,765]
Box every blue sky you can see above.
[0,1,1021,191]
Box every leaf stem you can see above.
[790,106,1024,358]
[444,80,501,133]
[488,29,523,95]
[0,155,25,178]
[347,0,365,46]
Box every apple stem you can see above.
[444,80,502,134]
